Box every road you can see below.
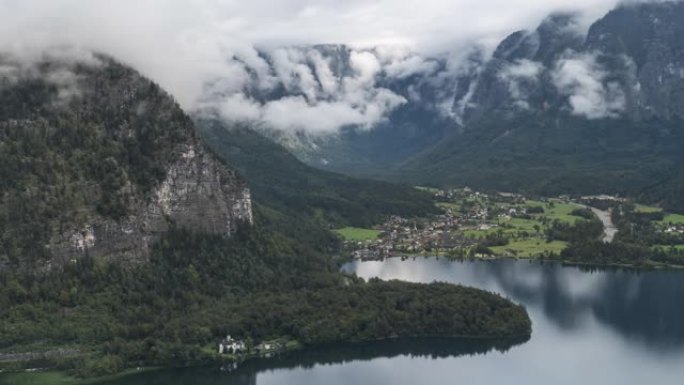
[589,207,618,243]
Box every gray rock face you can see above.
[0,54,253,271]
[462,3,684,123]
[586,2,684,119]
[49,142,252,266]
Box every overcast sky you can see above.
[0,0,633,107]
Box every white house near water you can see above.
[218,335,246,354]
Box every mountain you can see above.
[0,53,531,376]
[399,1,684,211]
[205,1,684,211]
[0,53,252,270]
[441,3,684,122]
[200,43,470,175]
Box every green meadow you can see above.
[526,199,581,224]
[635,204,662,213]
[659,213,684,226]
[491,239,568,257]
[334,227,382,241]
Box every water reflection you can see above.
[98,338,528,385]
[344,258,684,350]
[236,337,528,372]
[95,259,684,384]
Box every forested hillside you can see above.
[0,54,251,269]
[0,218,531,377]
[196,119,439,228]
[0,54,530,378]
[399,115,684,212]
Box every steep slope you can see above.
[201,44,466,175]
[399,2,684,211]
[0,52,532,378]
[195,119,439,228]
[0,54,252,270]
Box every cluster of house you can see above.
[434,187,489,202]
[344,188,544,260]
[664,225,684,234]
[580,194,626,202]
[218,335,246,355]
[218,335,282,357]
[349,211,484,259]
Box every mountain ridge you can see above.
[204,1,684,211]
[0,53,252,270]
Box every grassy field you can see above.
[635,204,662,213]
[0,372,77,385]
[659,214,684,225]
[334,227,382,241]
[491,239,568,257]
[653,244,684,251]
[462,200,572,257]
[507,217,540,231]
[526,199,580,224]
[464,217,541,238]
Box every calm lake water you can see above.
[104,258,684,385]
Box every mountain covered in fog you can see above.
[401,1,684,211]
[202,1,684,210]
[198,43,468,172]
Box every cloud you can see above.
[0,1,622,110]
[498,59,545,109]
[215,93,262,122]
[260,95,404,134]
[551,51,626,119]
[0,48,101,106]
[201,46,408,134]
[374,46,441,79]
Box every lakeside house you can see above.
[665,226,684,234]
[219,335,246,354]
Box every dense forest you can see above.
[0,56,196,267]
[397,114,684,213]
[0,211,530,377]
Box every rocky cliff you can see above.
[457,2,684,123]
[49,142,252,267]
[0,52,252,270]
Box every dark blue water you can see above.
[103,259,684,384]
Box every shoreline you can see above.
[0,333,531,384]
[347,253,684,271]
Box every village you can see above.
[341,187,684,260]
[346,188,544,260]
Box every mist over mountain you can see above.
[196,1,684,209]
[195,44,472,169]
[399,0,684,211]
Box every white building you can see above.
[218,335,246,354]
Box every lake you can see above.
[102,258,684,384]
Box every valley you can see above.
[337,187,684,268]
[3,1,684,384]
[0,55,529,383]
